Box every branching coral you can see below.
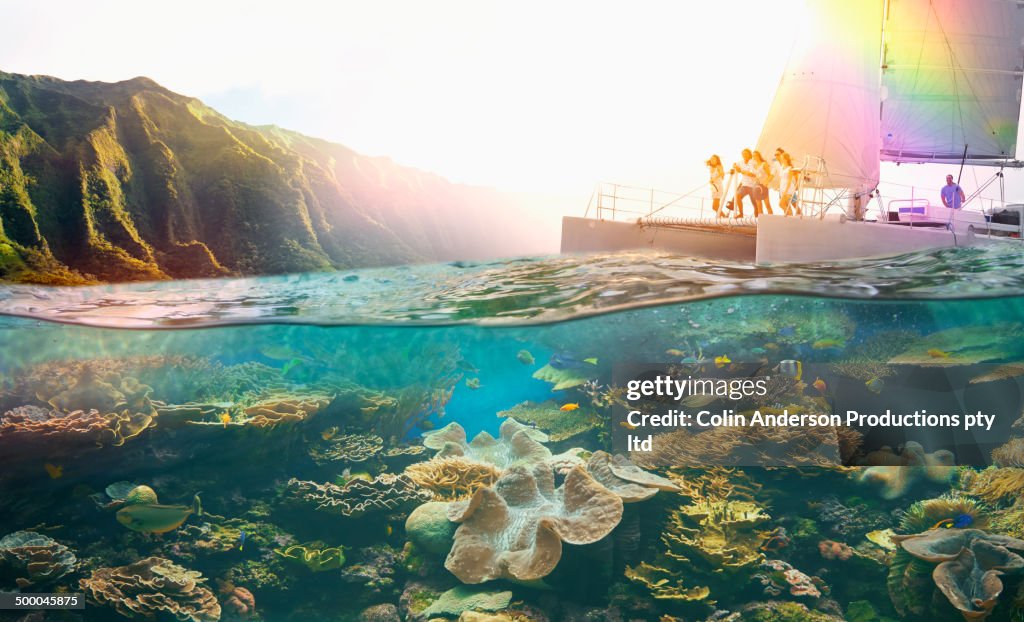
[0,531,76,588]
[404,457,501,501]
[626,496,770,602]
[444,463,623,583]
[80,557,221,622]
[287,474,431,518]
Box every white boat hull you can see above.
[560,214,1009,263]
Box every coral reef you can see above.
[498,400,602,442]
[969,363,1024,385]
[0,531,76,588]
[421,586,513,618]
[216,580,255,619]
[857,442,956,499]
[753,559,824,599]
[632,421,854,469]
[444,463,623,583]
[340,544,403,595]
[287,474,431,518]
[626,497,770,602]
[241,393,331,427]
[80,556,221,622]
[0,407,154,449]
[275,543,345,572]
[404,457,502,501]
[960,467,1024,507]
[888,529,1024,621]
[309,433,384,465]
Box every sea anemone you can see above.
[899,494,988,534]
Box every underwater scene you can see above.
[3,249,1024,622]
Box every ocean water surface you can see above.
[2,247,1024,622]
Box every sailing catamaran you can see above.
[561,0,1024,263]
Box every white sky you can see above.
[2,0,1021,210]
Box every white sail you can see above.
[756,0,884,194]
[880,0,1024,165]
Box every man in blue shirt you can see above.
[941,174,966,209]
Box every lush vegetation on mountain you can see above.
[0,72,530,283]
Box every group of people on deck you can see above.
[706,148,801,218]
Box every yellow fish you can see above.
[321,426,339,441]
[386,524,393,537]
[714,355,731,368]
[583,357,598,365]
[619,421,638,431]
[560,403,580,412]
[44,463,63,479]
[219,412,231,428]
[928,348,951,359]
[116,494,202,534]
[865,378,884,394]
[812,339,845,350]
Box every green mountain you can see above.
[0,71,537,283]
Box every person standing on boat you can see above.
[778,152,797,216]
[706,155,725,217]
[752,151,773,215]
[731,149,758,218]
[770,148,785,208]
[941,174,966,209]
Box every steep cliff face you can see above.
[0,72,528,283]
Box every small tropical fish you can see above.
[620,421,638,431]
[516,349,535,365]
[44,463,63,479]
[116,494,202,534]
[281,357,303,376]
[776,360,803,381]
[385,524,393,537]
[750,347,767,355]
[560,403,580,412]
[419,419,435,431]
[321,426,339,441]
[714,355,731,368]
[865,378,885,394]
[665,349,686,357]
[928,348,951,359]
[549,353,596,370]
[236,531,247,552]
[466,377,481,390]
[812,378,827,394]
[764,343,779,350]
[219,412,232,428]
[812,339,845,350]
[932,514,974,530]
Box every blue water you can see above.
[2,248,1024,621]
